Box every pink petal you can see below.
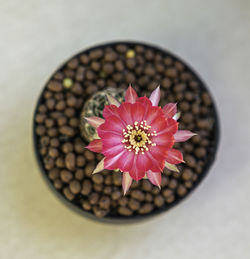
[122,172,133,195]
[174,130,197,142]
[104,150,126,170]
[146,171,162,188]
[118,150,135,173]
[136,152,152,172]
[85,116,105,129]
[107,94,120,107]
[131,102,145,122]
[117,102,134,125]
[163,103,177,118]
[151,133,174,150]
[149,86,160,106]
[93,158,104,174]
[85,139,102,153]
[125,85,138,104]
[165,148,184,164]
[157,118,178,136]
[97,115,125,136]
[103,104,119,119]
[128,156,146,181]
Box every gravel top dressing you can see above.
[33,42,219,223]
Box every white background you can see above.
[1,1,250,258]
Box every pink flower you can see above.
[85,86,196,194]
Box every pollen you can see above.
[121,120,157,155]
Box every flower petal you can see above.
[104,150,126,170]
[174,130,197,142]
[157,118,178,136]
[107,94,120,107]
[163,103,177,118]
[173,112,181,121]
[165,161,179,172]
[146,171,162,188]
[93,158,104,174]
[97,115,125,136]
[129,156,146,181]
[125,85,138,104]
[165,148,184,164]
[85,116,105,129]
[118,150,135,173]
[131,102,145,122]
[86,139,102,153]
[103,104,119,119]
[122,172,133,195]
[149,85,160,106]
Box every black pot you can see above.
[33,41,220,224]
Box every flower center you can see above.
[122,120,157,155]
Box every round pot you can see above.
[33,41,220,224]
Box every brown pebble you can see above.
[126,58,136,69]
[81,179,92,195]
[69,180,81,194]
[197,119,210,129]
[94,184,103,192]
[74,139,84,154]
[118,206,133,216]
[182,168,193,181]
[165,68,178,78]
[182,113,194,123]
[89,49,103,59]
[63,187,75,201]
[130,190,145,201]
[67,96,77,107]
[55,157,65,168]
[54,179,63,189]
[103,186,112,195]
[185,155,196,168]
[48,168,60,180]
[112,190,122,200]
[116,44,128,53]
[185,181,193,188]
[118,197,128,206]
[84,163,95,177]
[35,113,46,124]
[99,196,111,209]
[76,155,86,167]
[75,169,84,180]
[80,54,89,64]
[71,83,83,95]
[92,174,104,185]
[59,126,75,137]
[161,78,171,89]
[89,193,99,205]
[64,107,75,117]
[177,184,187,196]
[60,170,73,183]
[93,207,108,218]
[67,58,78,69]
[48,81,63,92]
[112,173,122,186]
[40,136,50,146]
[164,57,173,65]
[168,179,178,189]
[48,148,59,158]
[202,92,212,106]
[138,203,154,214]
[103,63,114,74]
[57,116,67,126]
[128,198,140,211]
[165,195,175,203]
[82,200,91,210]
[145,193,153,202]
[84,150,95,161]
[142,180,153,192]
[50,138,59,147]
[104,52,117,62]
[65,152,75,170]
[38,104,47,113]
[154,195,164,207]
[47,128,58,137]
[115,60,124,71]
[44,156,54,170]
[179,101,190,112]
[152,187,161,195]
[62,142,73,153]
[36,125,46,136]
[194,147,207,158]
